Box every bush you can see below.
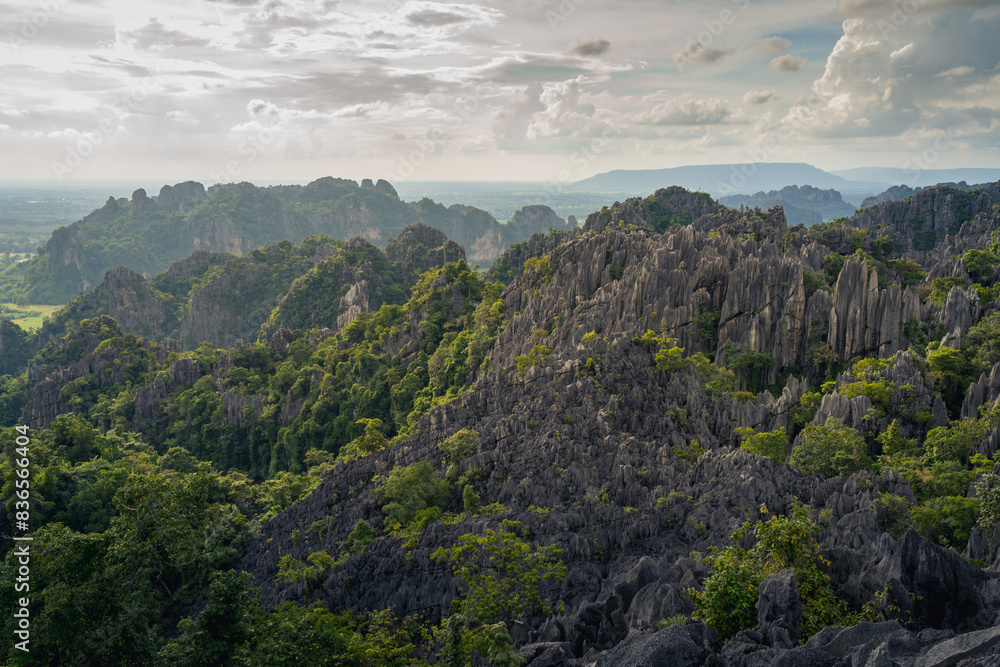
[516,345,551,377]
[343,519,377,555]
[462,484,480,513]
[439,429,478,463]
[376,461,450,534]
[735,427,788,464]
[687,503,853,639]
[791,418,873,478]
[337,418,389,463]
[873,493,912,538]
[431,520,566,627]
[911,496,979,549]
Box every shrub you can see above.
[376,461,450,534]
[343,519,376,555]
[873,493,912,538]
[439,429,478,463]
[516,345,552,377]
[735,427,788,464]
[791,418,873,478]
[462,484,480,513]
[911,496,979,549]
[431,520,566,627]
[686,503,853,639]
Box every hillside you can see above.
[571,163,881,196]
[719,185,856,224]
[5,183,1000,664]
[0,178,575,304]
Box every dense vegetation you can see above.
[2,180,1000,664]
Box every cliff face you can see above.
[861,184,923,208]
[850,185,996,255]
[384,223,465,281]
[23,226,87,303]
[62,267,172,340]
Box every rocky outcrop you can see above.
[850,185,996,256]
[721,185,856,223]
[826,261,922,361]
[583,186,722,234]
[862,184,924,209]
[502,205,572,245]
[66,267,171,340]
[384,224,465,280]
[156,181,206,212]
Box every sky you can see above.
[0,0,998,185]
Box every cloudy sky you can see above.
[0,0,997,184]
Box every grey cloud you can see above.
[121,18,212,50]
[769,55,807,72]
[832,0,995,18]
[673,40,736,67]
[759,37,790,55]
[493,82,546,150]
[407,10,468,26]
[570,39,610,57]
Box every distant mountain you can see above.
[832,167,1000,188]
[0,178,573,304]
[860,184,924,208]
[860,181,998,208]
[719,185,856,224]
[571,163,882,196]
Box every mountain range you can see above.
[573,163,1000,199]
[4,179,1000,664]
[0,177,574,305]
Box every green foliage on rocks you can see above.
[687,503,855,640]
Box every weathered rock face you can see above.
[862,184,923,209]
[68,267,172,340]
[720,184,856,223]
[157,181,207,213]
[25,225,87,302]
[24,332,169,428]
[827,260,921,361]
[850,185,997,256]
[757,569,803,649]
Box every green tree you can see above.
[338,418,389,463]
[725,345,775,393]
[439,428,478,463]
[687,503,852,639]
[964,313,1000,377]
[160,570,259,666]
[376,461,449,534]
[432,520,566,628]
[791,418,873,478]
[735,427,788,464]
[911,496,980,549]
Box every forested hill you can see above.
[0,177,573,304]
[7,181,1000,665]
